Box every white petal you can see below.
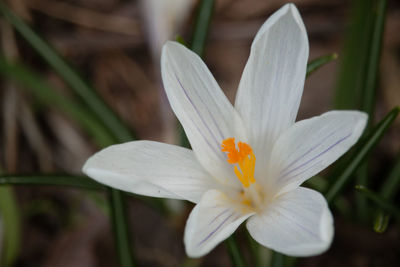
[161,41,246,187]
[234,4,309,175]
[268,111,367,194]
[82,141,217,203]
[184,189,255,257]
[247,187,333,257]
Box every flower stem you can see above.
[225,235,246,267]
[109,189,136,267]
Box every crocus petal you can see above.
[234,4,308,176]
[268,111,367,194]
[184,189,255,257]
[161,41,246,187]
[247,187,333,257]
[83,141,217,203]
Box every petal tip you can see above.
[161,41,183,59]
[81,153,96,177]
[251,2,308,55]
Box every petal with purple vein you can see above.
[267,111,367,195]
[161,42,246,187]
[184,189,255,257]
[247,187,333,256]
[83,141,217,203]
[234,4,309,180]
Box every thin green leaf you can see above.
[0,57,115,147]
[373,152,400,232]
[325,107,400,204]
[190,0,215,56]
[334,0,374,109]
[225,236,246,267]
[0,187,20,267]
[109,189,135,267]
[380,153,400,198]
[361,0,387,118]
[0,2,133,143]
[355,0,387,223]
[0,174,104,190]
[355,185,400,220]
[306,53,338,77]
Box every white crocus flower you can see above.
[83,4,367,257]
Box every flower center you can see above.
[221,138,263,209]
[221,138,256,188]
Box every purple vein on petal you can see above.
[190,66,226,141]
[208,209,230,225]
[280,130,337,175]
[275,205,320,239]
[197,212,235,247]
[280,160,322,184]
[174,73,223,158]
[280,132,352,180]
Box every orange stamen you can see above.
[221,138,240,163]
[221,138,256,188]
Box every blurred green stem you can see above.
[109,189,135,267]
[246,230,261,267]
[361,0,387,117]
[270,252,285,267]
[225,236,246,267]
[334,0,374,109]
[356,0,387,223]
[191,0,215,57]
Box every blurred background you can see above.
[0,0,399,266]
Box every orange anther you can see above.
[221,138,240,163]
[221,138,256,188]
[238,142,252,159]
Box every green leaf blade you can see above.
[0,174,105,190]
[190,0,215,57]
[109,189,136,267]
[306,53,338,77]
[0,187,20,267]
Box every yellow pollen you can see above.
[221,138,256,188]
